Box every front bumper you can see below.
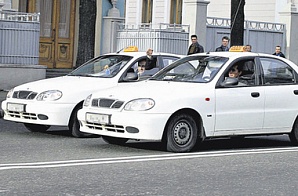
[1,99,75,126]
[77,107,170,141]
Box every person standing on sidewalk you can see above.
[215,36,230,52]
[272,45,285,58]
[187,35,204,55]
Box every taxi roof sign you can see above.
[229,45,246,52]
[123,46,138,52]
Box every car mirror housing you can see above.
[220,77,239,87]
[123,72,138,81]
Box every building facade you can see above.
[125,0,298,64]
[1,0,298,67]
[1,0,125,69]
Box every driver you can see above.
[228,64,248,86]
[137,60,146,76]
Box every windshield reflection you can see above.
[152,56,228,83]
[68,55,133,78]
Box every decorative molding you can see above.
[206,17,285,32]
[0,10,39,21]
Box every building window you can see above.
[142,0,153,23]
[170,0,182,24]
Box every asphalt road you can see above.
[1,117,298,196]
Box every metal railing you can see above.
[116,23,189,55]
[206,17,286,54]
[0,11,40,65]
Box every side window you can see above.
[260,58,295,85]
[221,59,256,86]
[162,56,180,67]
[239,60,256,86]
[142,0,153,23]
[170,0,182,24]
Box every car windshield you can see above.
[152,55,228,83]
[68,55,133,78]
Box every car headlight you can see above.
[6,88,14,98]
[124,98,155,111]
[36,90,62,101]
[84,94,92,107]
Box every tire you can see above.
[166,113,198,153]
[24,123,50,132]
[102,136,128,145]
[69,105,93,138]
[289,119,298,145]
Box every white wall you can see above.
[125,0,170,25]
[125,0,141,25]
[207,0,291,23]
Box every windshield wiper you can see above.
[67,73,96,77]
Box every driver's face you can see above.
[229,66,241,78]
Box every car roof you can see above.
[104,51,184,58]
[188,52,276,58]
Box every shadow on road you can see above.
[124,135,292,152]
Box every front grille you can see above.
[91,98,124,109]
[7,111,37,120]
[86,122,125,133]
[12,91,37,100]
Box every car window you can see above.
[162,56,180,67]
[152,56,228,83]
[127,56,161,79]
[221,59,257,87]
[68,55,133,78]
[260,58,296,85]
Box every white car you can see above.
[1,49,182,137]
[78,52,298,152]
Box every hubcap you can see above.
[173,122,191,145]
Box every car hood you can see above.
[12,76,119,101]
[90,80,212,102]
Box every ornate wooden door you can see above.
[29,0,75,68]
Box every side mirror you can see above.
[123,72,138,81]
[220,77,239,87]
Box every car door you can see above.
[259,57,298,133]
[214,58,265,134]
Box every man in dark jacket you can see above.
[272,45,285,58]
[187,35,204,55]
[215,36,230,52]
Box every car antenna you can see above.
[116,47,124,54]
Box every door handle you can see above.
[251,92,260,98]
[294,90,298,95]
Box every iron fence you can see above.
[117,23,189,55]
[0,11,40,65]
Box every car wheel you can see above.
[102,136,128,145]
[166,113,198,153]
[24,123,50,132]
[69,106,93,138]
[289,119,298,145]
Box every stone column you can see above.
[279,3,298,65]
[102,0,125,54]
[182,0,210,51]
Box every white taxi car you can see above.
[78,52,298,152]
[1,48,182,137]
